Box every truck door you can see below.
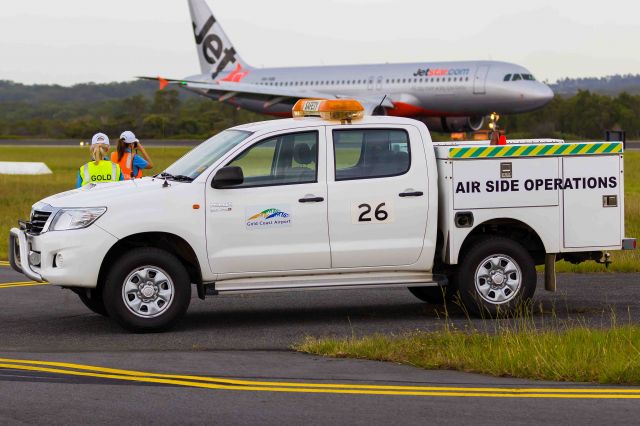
[473,65,489,94]
[205,128,330,273]
[562,155,622,248]
[326,125,429,268]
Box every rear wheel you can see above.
[103,248,191,332]
[457,237,536,317]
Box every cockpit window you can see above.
[503,74,511,81]
[522,74,536,81]
[512,74,522,81]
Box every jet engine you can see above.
[421,116,485,132]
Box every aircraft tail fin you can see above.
[188,0,252,80]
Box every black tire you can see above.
[103,248,191,333]
[457,237,536,317]
[76,288,108,316]
[408,276,456,304]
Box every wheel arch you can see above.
[97,232,203,293]
[458,218,547,265]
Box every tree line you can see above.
[501,91,640,140]
[0,79,639,140]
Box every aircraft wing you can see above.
[138,76,394,113]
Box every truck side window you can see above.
[227,131,318,188]
[333,129,410,181]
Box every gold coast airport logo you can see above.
[246,207,292,229]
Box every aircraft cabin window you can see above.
[504,74,512,81]
[512,74,522,81]
[522,74,535,81]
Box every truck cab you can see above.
[9,99,636,332]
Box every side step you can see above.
[202,272,446,296]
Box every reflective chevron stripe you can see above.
[448,142,623,159]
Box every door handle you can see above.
[299,196,324,203]
[399,191,424,197]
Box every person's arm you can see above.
[135,143,153,169]
[76,171,82,188]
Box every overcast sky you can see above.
[1,0,639,86]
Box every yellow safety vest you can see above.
[79,161,122,186]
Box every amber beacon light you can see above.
[292,99,365,122]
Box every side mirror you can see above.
[212,166,244,189]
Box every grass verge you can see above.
[296,320,640,385]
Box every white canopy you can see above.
[0,162,52,175]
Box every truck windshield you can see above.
[163,130,252,180]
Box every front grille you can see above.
[30,210,52,234]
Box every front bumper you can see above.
[8,225,118,288]
[9,228,43,281]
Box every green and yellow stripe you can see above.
[449,142,623,159]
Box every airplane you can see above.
[142,0,554,132]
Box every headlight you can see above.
[50,207,107,231]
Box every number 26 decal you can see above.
[352,201,394,224]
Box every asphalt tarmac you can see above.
[1,264,639,424]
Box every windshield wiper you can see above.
[171,175,194,182]
[153,172,194,182]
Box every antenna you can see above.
[375,95,387,115]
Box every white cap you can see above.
[91,132,110,146]
[120,130,139,144]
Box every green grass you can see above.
[296,322,640,385]
[0,147,638,271]
[0,146,189,260]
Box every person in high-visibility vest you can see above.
[76,133,123,187]
[111,130,154,180]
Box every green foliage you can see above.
[0,82,270,140]
[502,91,640,139]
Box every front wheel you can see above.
[75,288,108,316]
[457,237,536,317]
[103,248,191,332]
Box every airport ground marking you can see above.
[0,281,48,289]
[0,359,638,399]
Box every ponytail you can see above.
[116,138,126,162]
[91,144,109,165]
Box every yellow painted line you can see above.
[0,359,638,399]
[0,281,48,289]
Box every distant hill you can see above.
[550,74,640,96]
[0,80,197,104]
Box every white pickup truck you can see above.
[9,99,636,332]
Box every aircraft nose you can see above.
[531,84,554,105]
[539,84,554,103]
